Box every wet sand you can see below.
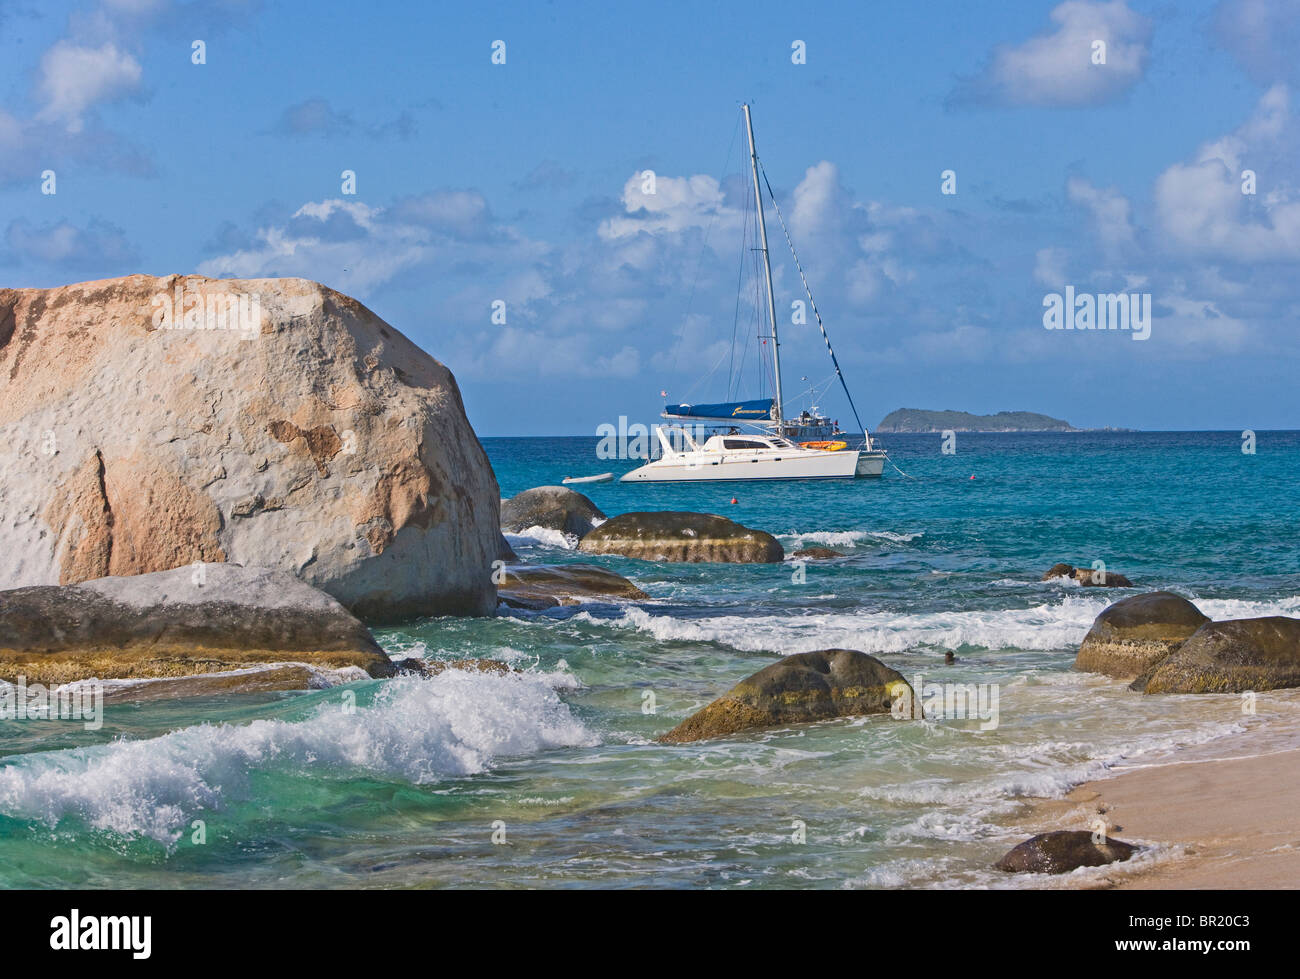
[1029,747,1300,889]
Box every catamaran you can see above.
[622,104,888,483]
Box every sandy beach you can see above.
[1025,746,1300,889]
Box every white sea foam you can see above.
[575,597,1109,655]
[860,721,1248,807]
[1196,595,1300,618]
[504,526,578,549]
[779,529,923,548]
[886,809,1009,843]
[0,670,594,846]
[573,593,1300,657]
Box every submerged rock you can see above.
[579,511,783,563]
[1135,616,1300,694]
[995,830,1137,874]
[0,274,501,620]
[0,564,395,685]
[659,649,915,744]
[1043,563,1134,587]
[500,486,606,538]
[394,657,512,677]
[1074,591,1210,679]
[792,547,845,560]
[497,563,648,610]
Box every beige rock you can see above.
[0,563,395,684]
[0,274,501,620]
[658,649,916,744]
[497,563,648,610]
[1074,591,1209,679]
[1136,616,1300,694]
[579,511,783,563]
[1042,563,1134,587]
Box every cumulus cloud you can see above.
[35,41,143,132]
[596,161,952,334]
[1067,176,1138,257]
[598,172,737,239]
[954,0,1151,107]
[1156,293,1252,352]
[390,190,496,240]
[790,161,847,239]
[198,197,519,295]
[1154,84,1300,259]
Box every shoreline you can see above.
[1018,744,1300,889]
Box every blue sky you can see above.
[2,0,1298,433]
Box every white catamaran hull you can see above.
[622,447,861,482]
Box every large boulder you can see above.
[0,275,501,620]
[1135,616,1300,694]
[1074,591,1210,678]
[0,563,395,685]
[659,649,915,744]
[500,486,605,539]
[497,563,648,610]
[1042,563,1134,587]
[579,511,783,563]
[995,831,1137,875]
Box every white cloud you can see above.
[197,197,538,296]
[790,161,845,239]
[598,173,733,239]
[1067,176,1137,256]
[1156,294,1252,352]
[1154,84,1300,259]
[391,190,494,239]
[960,0,1151,107]
[35,41,143,132]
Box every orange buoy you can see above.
[730,497,738,505]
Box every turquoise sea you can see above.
[2,431,1298,888]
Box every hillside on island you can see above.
[876,409,1077,433]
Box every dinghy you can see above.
[562,473,614,485]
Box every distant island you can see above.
[876,409,1078,433]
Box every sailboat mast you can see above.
[743,103,784,429]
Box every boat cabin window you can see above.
[723,438,768,450]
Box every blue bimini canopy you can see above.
[662,398,774,421]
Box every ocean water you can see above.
[2,431,1298,889]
